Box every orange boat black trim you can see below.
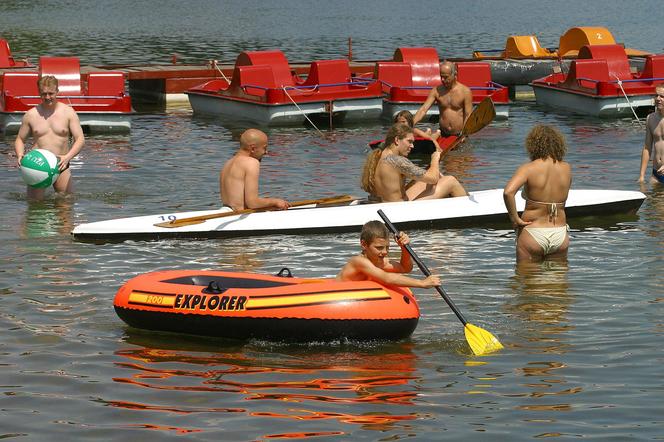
[114,269,421,341]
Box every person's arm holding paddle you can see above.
[339,254,440,288]
[336,220,439,288]
[377,210,503,355]
[394,231,414,273]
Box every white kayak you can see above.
[71,188,646,242]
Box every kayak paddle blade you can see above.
[464,323,504,355]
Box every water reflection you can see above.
[109,335,421,436]
[21,196,74,238]
[506,260,572,352]
[641,184,664,236]
[502,261,580,416]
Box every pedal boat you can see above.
[375,47,510,120]
[530,44,663,118]
[0,56,132,133]
[185,50,383,126]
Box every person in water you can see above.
[336,220,440,288]
[503,125,572,263]
[394,110,441,149]
[14,75,85,200]
[361,123,467,202]
[412,61,473,142]
[638,82,664,184]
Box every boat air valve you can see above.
[203,280,227,294]
[276,267,293,278]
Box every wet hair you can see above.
[384,123,413,147]
[360,220,389,244]
[525,125,567,161]
[360,123,413,193]
[37,75,58,91]
[394,110,414,127]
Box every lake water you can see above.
[1,1,663,440]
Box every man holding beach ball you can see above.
[15,75,85,200]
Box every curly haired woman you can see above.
[503,125,572,262]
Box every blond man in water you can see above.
[638,82,664,184]
[503,125,572,263]
[14,75,85,199]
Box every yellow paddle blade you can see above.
[464,323,504,356]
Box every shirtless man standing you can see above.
[220,128,290,211]
[412,61,473,140]
[361,123,467,202]
[638,83,664,184]
[15,75,85,199]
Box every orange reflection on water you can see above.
[247,388,416,405]
[263,431,345,439]
[516,403,573,412]
[123,423,202,434]
[116,347,316,374]
[252,409,417,426]
[113,367,416,405]
[112,341,420,433]
[105,399,245,414]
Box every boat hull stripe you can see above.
[245,290,390,309]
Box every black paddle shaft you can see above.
[377,210,468,326]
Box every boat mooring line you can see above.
[612,74,642,125]
[210,60,231,83]
[282,86,325,136]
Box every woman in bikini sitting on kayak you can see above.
[503,125,572,263]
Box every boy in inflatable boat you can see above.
[337,220,440,288]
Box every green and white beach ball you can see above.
[20,149,60,188]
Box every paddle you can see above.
[377,209,503,356]
[155,194,355,228]
[443,96,496,153]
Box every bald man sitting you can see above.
[220,128,290,211]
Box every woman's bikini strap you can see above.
[525,198,565,220]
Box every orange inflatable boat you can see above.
[114,269,420,341]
